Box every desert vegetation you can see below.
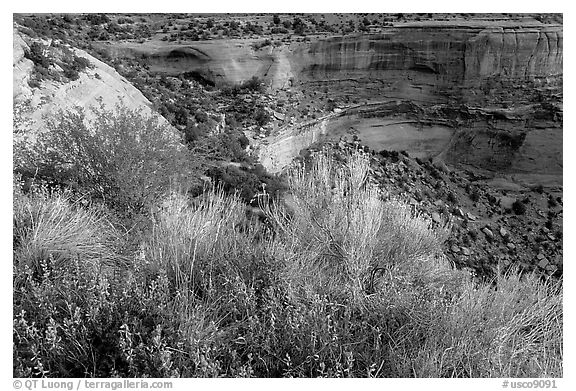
[12,12,563,379]
[24,40,92,87]
[13,108,562,377]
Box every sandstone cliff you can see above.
[296,22,562,83]
[107,20,562,100]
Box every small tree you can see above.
[254,107,270,127]
[512,199,527,215]
[14,103,199,214]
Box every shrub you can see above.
[254,107,270,127]
[252,39,271,51]
[241,76,265,93]
[14,103,200,214]
[24,42,52,68]
[512,199,527,215]
[263,148,446,299]
[446,191,458,204]
[63,67,79,81]
[85,13,110,25]
[207,165,261,202]
[184,123,203,143]
[72,55,91,71]
[27,78,41,88]
[548,196,558,208]
[470,189,480,202]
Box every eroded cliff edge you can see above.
[109,21,562,102]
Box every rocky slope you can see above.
[13,29,176,140]
[304,140,563,280]
[258,99,563,192]
[100,19,562,185]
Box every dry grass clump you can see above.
[143,187,255,293]
[264,148,445,299]
[13,179,125,280]
[386,269,563,377]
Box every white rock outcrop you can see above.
[13,28,177,142]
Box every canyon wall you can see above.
[116,21,562,97]
[259,117,332,173]
[91,21,563,179]
[294,23,562,84]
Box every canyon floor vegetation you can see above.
[13,107,562,378]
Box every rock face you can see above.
[107,39,282,87]
[13,30,175,139]
[296,23,562,84]
[113,21,562,99]
[259,116,331,173]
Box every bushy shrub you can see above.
[512,199,527,215]
[254,107,270,127]
[241,76,265,93]
[14,103,200,214]
[263,148,446,299]
[207,165,261,202]
[63,67,79,81]
[24,42,52,68]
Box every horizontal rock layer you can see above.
[295,24,562,84]
[113,21,562,95]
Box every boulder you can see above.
[482,227,494,240]
[538,257,550,269]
